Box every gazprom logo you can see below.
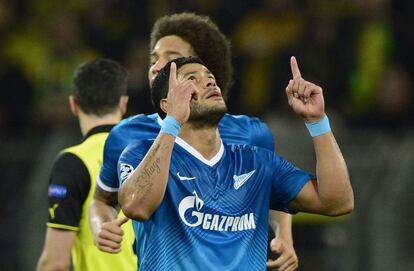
[178,191,256,232]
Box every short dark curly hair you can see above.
[151,56,205,119]
[73,58,128,116]
[150,12,233,100]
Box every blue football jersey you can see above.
[118,137,310,270]
[98,113,275,191]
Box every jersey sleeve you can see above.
[219,115,276,151]
[118,140,152,186]
[98,128,129,192]
[46,152,90,230]
[269,154,312,213]
[250,118,275,151]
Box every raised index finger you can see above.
[290,56,302,79]
[169,62,177,87]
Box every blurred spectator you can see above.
[347,63,413,132]
[390,0,414,75]
[232,0,304,116]
[0,66,34,133]
[346,0,394,117]
[298,0,358,113]
[81,0,139,60]
[122,39,153,115]
[0,0,34,133]
[168,0,221,17]
[4,9,98,128]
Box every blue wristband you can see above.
[160,116,182,137]
[305,115,331,137]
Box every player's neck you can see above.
[78,111,122,136]
[179,125,221,160]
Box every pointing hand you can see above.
[285,56,325,122]
[166,62,196,124]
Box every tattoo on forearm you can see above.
[132,145,163,199]
[141,158,161,180]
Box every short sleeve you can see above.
[250,119,275,151]
[118,140,153,187]
[269,155,312,213]
[98,128,129,192]
[219,114,276,151]
[47,152,90,230]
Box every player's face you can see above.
[177,63,227,125]
[149,35,194,86]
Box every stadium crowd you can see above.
[1,0,413,270]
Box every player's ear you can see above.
[69,95,79,116]
[119,95,129,116]
[160,98,168,115]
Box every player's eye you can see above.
[167,54,182,62]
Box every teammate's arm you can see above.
[286,56,353,216]
[267,211,298,270]
[89,187,128,253]
[254,118,298,270]
[119,132,175,220]
[37,229,75,271]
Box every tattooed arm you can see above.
[118,133,175,221]
[89,187,128,253]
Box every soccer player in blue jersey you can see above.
[118,56,353,270]
[91,13,296,270]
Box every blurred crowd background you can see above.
[0,0,413,270]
